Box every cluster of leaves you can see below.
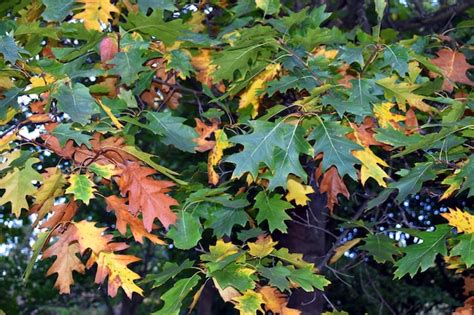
[0,0,473,313]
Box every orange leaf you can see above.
[40,200,78,229]
[105,195,165,244]
[430,48,474,92]
[42,227,85,294]
[116,161,178,230]
[319,167,350,213]
[193,118,219,152]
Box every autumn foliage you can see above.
[0,0,473,314]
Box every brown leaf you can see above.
[40,200,78,230]
[259,286,301,315]
[404,108,419,134]
[349,118,383,147]
[430,48,474,92]
[42,226,85,294]
[193,118,219,152]
[116,161,178,230]
[319,166,350,213]
[454,297,474,315]
[464,275,474,296]
[105,195,165,244]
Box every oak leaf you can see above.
[65,174,96,205]
[430,49,474,92]
[105,195,165,244]
[239,63,281,118]
[373,102,405,129]
[73,0,120,31]
[73,220,110,254]
[40,200,78,229]
[208,129,232,185]
[88,251,143,298]
[352,147,389,187]
[193,118,219,152]
[285,177,314,206]
[116,161,178,230]
[319,166,350,212]
[31,167,66,225]
[259,286,301,315]
[42,227,85,294]
[441,208,474,234]
[0,158,42,217]
[248,235,278,258]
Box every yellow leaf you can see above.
[232,290,264,315]
[30,74,55,88]
[352,147,389,187]
[65,174,96,205]
[90,251,143,298]
[73,0,120,31]
[440,171,463,200]
[0,108,17,126]
[97,99,124,129]
[239,63,280,118]
[376,76,433,112]
[187,11,206,32]
[373,102,405,129]
[32,167,66,224]
[329,238,361,264]
[313,46,338,59]
[285,177,314,206]
[441,208,474,234]
[72,220,109,254]
[201,239,239,262]
[0,132,17,152]
[248,235,278,258]
[208,130,232,185]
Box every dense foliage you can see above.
[0,0,473,314]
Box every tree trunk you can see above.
[276,165,329,315]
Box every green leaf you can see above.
[227,120,313,189]
[54,83,97,125]
[337,47,364,67]
[0,158,42,217]
[108,49,148,85]
[205,205,248,238]
[212,262,256,292]
[124,10,189,46]
[255,0,280,16]
[452,233,474,267]
[389,162,436,203]
[23,231,51,282]
[146,259,194,287]
[51,124,92,147]
[233,290,264,315]
[65,174,95,205]
[382,44,409,77]
[152,274,201,315]
[254,191,292,233]
[394,225,450,278]
[41,0,74,21]
[0,35,29,64]
[287,266,330,291]
[212,26,277,81]
[137,0,177,12]
[308,119,361,180]
[145,111,197,153]
[167,212,202,250]
[257,264,291,291]
[167,50,194,78]
[0,86,22,118]
[266,75,317,97]
[88,163,116,179]
[359,234,401,263]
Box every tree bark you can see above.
[276,162,329,315]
